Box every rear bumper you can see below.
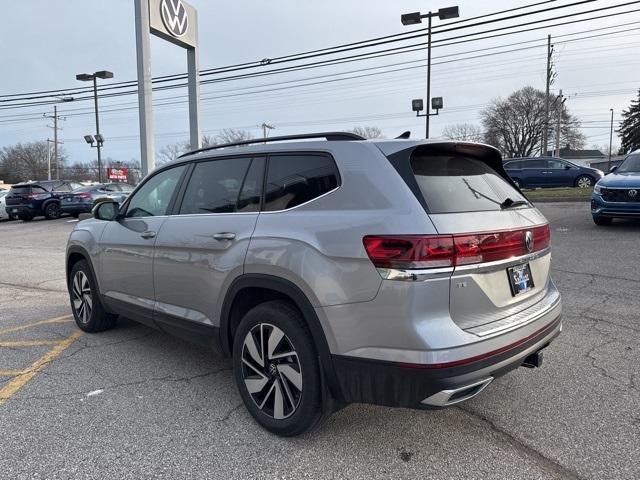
[332,315,561,408]
[591,194,640,217]
[5,205,38,216]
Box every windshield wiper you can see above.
[500,198,529,210]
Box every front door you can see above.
[99,164,188,326]
[153,156,265,346]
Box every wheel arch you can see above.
[66,245,98,290]
[220,274,342,400]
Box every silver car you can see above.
[65,132,561,436]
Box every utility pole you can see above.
[543,35,553,156]
[555,89,563,157]
[44,106,65,180]
[261,122,275,140]
[608,108,614,172]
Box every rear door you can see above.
[152,156,264,344]
[408,148,554,336]
[521,158,547,186]
[99,164,188,326]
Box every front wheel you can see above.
[576,175,594,188]
[232,300,324,436]
[44,202,61,220]
[69,260,117,332]
[593,215,612,226]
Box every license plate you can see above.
[507,263,534,296]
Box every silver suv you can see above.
[66,132,562,436]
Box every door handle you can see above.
[212,232,236,241]
[140,231,156,239]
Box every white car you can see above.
[0,190,14,220]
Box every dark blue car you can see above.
[591,150,640,225]
[4,180,83,221]
[503,157,604,189]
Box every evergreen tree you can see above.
[619,89,640,153]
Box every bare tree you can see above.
[215,128,254,144]
[0,141,67,183]
[441,123,484,142]
[157,141,189,166]
[481,86,585,158]
[350,126,384,139]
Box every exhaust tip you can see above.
[421,377,493,407]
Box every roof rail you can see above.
[179,131,365,158]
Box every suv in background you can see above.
[591,150,640,225]
[66,132,562,436]
[504,156,603,188]
[61,183,134,218]
[5,180,83,221]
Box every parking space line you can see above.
[0,330,83,406]
[0,340,60,347]
[0,370,25,376]
[0,315,72,337]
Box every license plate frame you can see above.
[507,263,534,296]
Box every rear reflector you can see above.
[363,224,550,270]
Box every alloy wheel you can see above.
[72,271,92,324]
[577,176,593,188]
[241,323,303,420]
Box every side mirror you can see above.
[564,165,571,170]
[93,200,119,221]
[610,165,618,173]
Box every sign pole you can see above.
[187,46,201,150]
[135,0,155,178]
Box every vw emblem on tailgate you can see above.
[524,231,534,253]
[628,189,638,198]
[160,0,189,37]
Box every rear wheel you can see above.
[71,213,80,218]
[575,175,594,188]
[44,202,61,220]
[232,300,324,436]
[69,260,117,332]
[593,215,612,226]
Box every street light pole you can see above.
[92,76,103,183]
[426,13,432,139]
[608,108,614,172]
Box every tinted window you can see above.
[179,158,252,214]
[523,159,545,169]
[126,164,187,217]
[264,154,339,211]
[9,186,33,194]
[504,160,522,169]
[410,154,528,214]
[546,159,566,169]
[618,153,640,173]
[237,158,265,213]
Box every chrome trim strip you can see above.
[454,247,551,274]
[421,377,493,407]
[376,266,454,281]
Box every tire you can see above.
[7,212,17,221]
[69,260,117,333]
[593,215,612,226]
[71,213,80,218]
[232,300,324,436]
[575,175,594,188]
[44,202,61,220]
[19,214,33,222]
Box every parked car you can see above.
[503,156,603,188]
[66,132,561,436]
[0,190,14,221]
[61,183,134,218]
[4,180,84,221]
[591,150,640,225]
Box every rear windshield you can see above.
[10,185,47,194]
[410,154,527,214]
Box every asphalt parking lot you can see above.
[0,204,638,480]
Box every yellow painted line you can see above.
[0,370,24,376]
[0,315,72,337]
[0,330,83,406]
[0,340,60,348]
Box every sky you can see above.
[0,0,639,169]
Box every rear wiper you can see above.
[500,198,529,210]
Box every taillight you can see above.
[76,193,92,199]
[363,224,550,270]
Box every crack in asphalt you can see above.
[0,281,66,294]
[459,406,585,480]
[553,268,640,285]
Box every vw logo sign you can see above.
[629,189,638,198]
[160,0,189,37]
[524,231,534,253]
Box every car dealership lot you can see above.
[0,205,638,480]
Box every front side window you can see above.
[179,157,253,214]
[264,154,339,211]
[126,164,187,217]
[546,159,567,169]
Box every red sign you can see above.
[107,167,128,181]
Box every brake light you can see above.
[363,224,550,270]
[76,193,92,199]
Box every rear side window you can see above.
[9,186,32,194]
[504,160,522,169]
[179,157,252,214]
[410,155,527,214]
[523,159,545,169]
[264,154,339,211]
